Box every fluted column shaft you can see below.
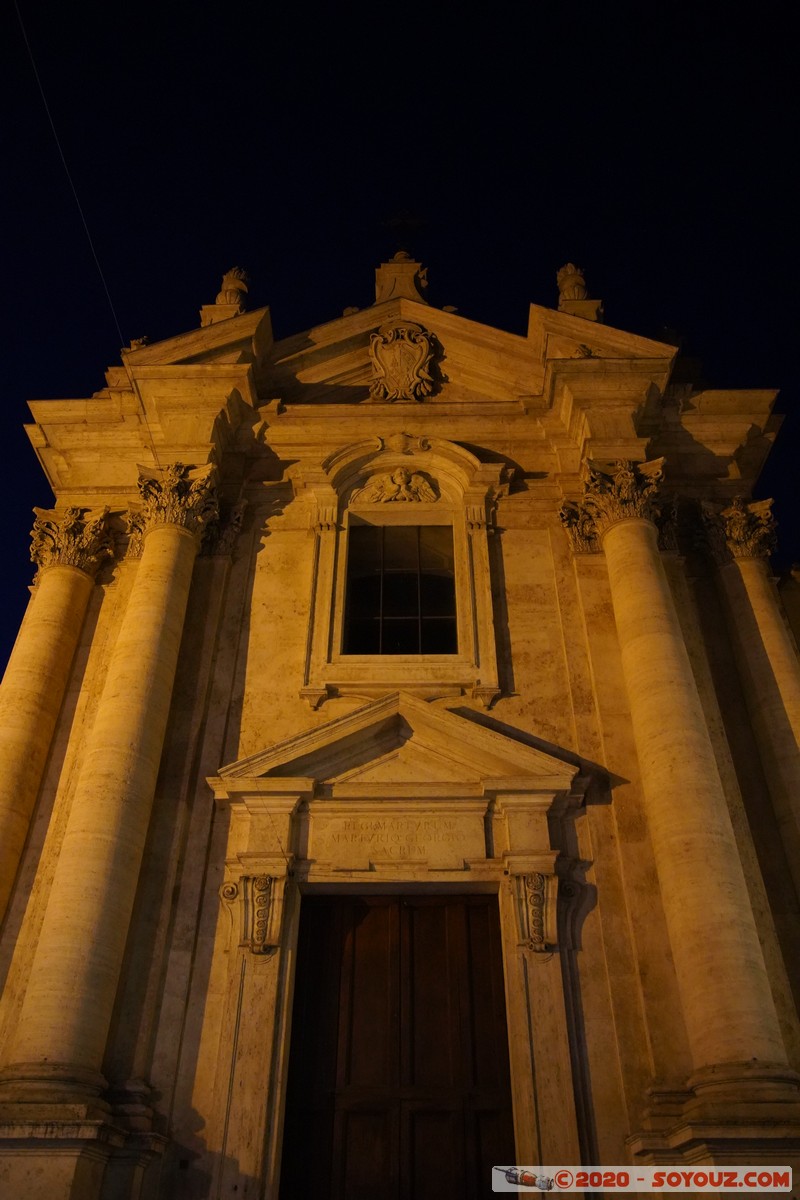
[0,509,110,924]
[1,467,215,1090]
[567,462,787,1075]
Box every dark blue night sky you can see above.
[4,1,797,670]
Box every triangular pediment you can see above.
[267,299,544,406]
[528,303,677,366]
[213,693,582,797]
[120,307,273,368]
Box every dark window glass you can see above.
[344,525,457,654]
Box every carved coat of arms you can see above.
[369,322,435,402]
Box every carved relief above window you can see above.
[290,436,510,709]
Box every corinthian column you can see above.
[0,508,111,923]
[563,461,788,1081]
[703,498,800,896]
[0,464,216,1103]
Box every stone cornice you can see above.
[30,507,113,577]
[701,497,776,564]
[560,458,664,546]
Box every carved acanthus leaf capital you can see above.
[132,463,219,540]
[701,497,776,563]
[30,506,113,576]
[564,458,664,546]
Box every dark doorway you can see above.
[279,894,516,1200]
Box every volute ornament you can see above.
[220,874,286,954]
[30,506,113,576]
[511,871,558,952]
[369,321,435,402]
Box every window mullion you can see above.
[378,525,384,655]
[416,526,422,654]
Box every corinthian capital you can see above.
[560,458,664,546]
[135,463,219,538]
[30,506,113,576]
[701,497,776,564]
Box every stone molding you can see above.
[125,463,218,555]
[560,458,664,548]
[220,872,287,954]
[30,506,113,577]
[701,497,776,564]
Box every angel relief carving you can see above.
[354,467,438,503]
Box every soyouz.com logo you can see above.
[492,1165,793,1191]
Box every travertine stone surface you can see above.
[600,508,786,1070]
[0,507,111,922]
[1,259,799,1196]
[0,468,215,1086]
[718,554,800,892]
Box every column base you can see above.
[0,1068,167,1198]
[0,1060,110,1112]
[0,1121,166,1200]
[629,1062,800,1168]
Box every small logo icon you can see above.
[494,1166,554,1190]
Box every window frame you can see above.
[292,440,507,710]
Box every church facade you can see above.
[0,255,798,1198]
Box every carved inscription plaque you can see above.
[310,811,485,870]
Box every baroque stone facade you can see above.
[0,253,798,1199]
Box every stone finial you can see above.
[556,262,603,322]
[216,267,248,307]
[133,463,219,539]
[369,321,435,402]
[200,267,249,327]
[701,497,776,564]
[557,263,588,302]
[560,459,664,546]
[374,251,429,304]
[30,506,113,577]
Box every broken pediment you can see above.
[210,692,587,801]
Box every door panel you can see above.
[280,895,515,1200]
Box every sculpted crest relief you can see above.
[369,321,436,402]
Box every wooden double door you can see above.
[279,894,515,1200]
